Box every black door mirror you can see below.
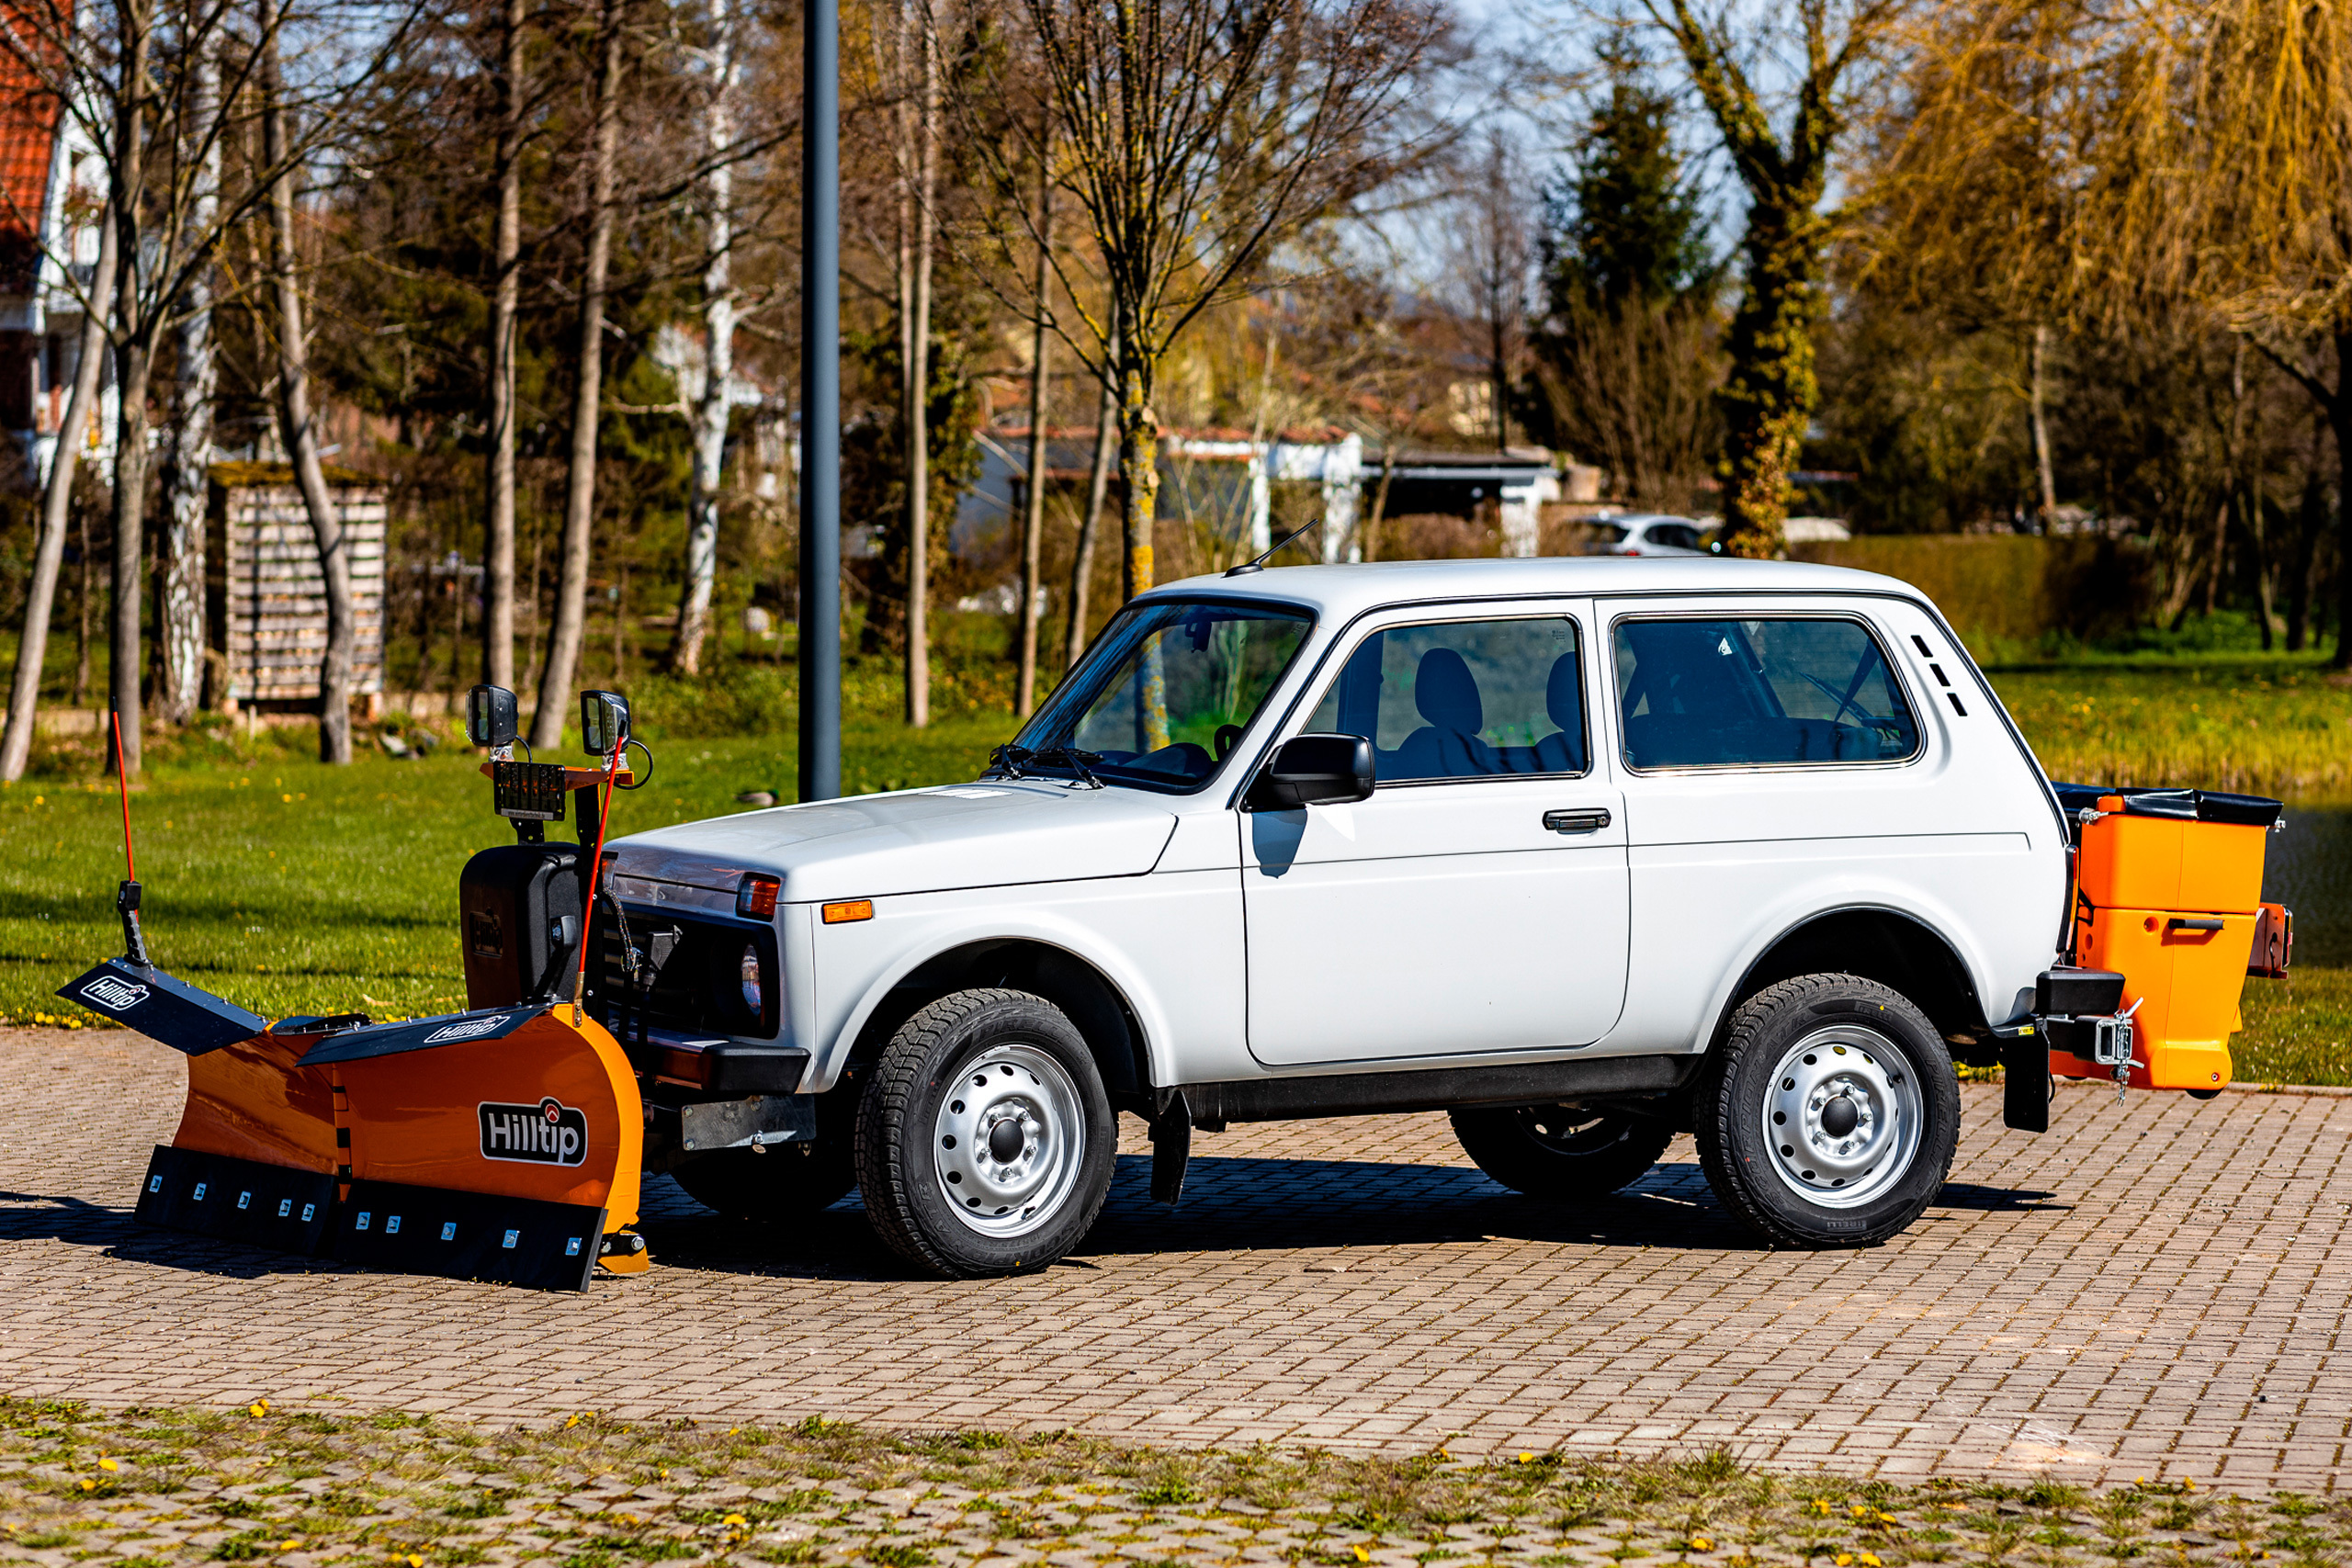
[467,684,519,749]
[1248,733,1374,810]
[581,690,631,754]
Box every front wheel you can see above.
[854,988,1116,1279]
[1449,1105,1673,1198]
[1696,974,1960,1248]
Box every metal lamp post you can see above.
[797,0,841,802]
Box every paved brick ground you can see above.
[2,1027,2346,1490]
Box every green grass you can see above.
[0,663,1016,1025]
[0,1397,2337,1567]
[6,650,2352,1088]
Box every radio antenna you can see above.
[1223,514,1325,577]
[572,741,622,1023]
[110,711,150,967]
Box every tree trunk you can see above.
[1014,119,1053,719]
[1363,446,1395,563]
[106,0,154,777]
[2289,406,2326,652]
[2207,338,2247,618]
[1118,339,1158,602]
[1062,363,1114,671]
[668,0,738,676]
[262,0,354,763]
[902,8,936,728]
[2331,329,2352,669]
[1713,205,1822,560]
[2028,321,2057,530]
[73,506,92,707]
[159,47,220,727]
[1,211,117,782]
[482,0,527,692]
[529,0,626,749]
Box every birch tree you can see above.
[950,0,1453,603]
[158,42,219,725]
[481,0,530,692]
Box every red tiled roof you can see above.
[0,16,65,297]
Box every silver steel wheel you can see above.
[932,1043,1087,1239]
[1761,1025,1923,1210]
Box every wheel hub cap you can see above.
[1762,1026,1923,1210]
[933,1043,1085,1240]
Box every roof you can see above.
[0,25,62,297]
[1140,556,1929,626]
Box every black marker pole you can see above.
[797,0,841,804]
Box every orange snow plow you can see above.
[62,692,665,1291]
[2031,785,2290,1102]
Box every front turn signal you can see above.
[736,873,781,919]
[821,898,874,924]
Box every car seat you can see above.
[1391,648,1498,779]
[1531,650,1587,773]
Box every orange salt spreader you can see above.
[2034,784,2293,1101]
[58,692,660,1292]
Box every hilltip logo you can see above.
[426,1012,511,1045]
[479,1097,588,1167]
[79,973,151,1011]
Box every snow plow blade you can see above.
[73,963,644,1292]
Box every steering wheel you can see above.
[1213,723,1244,761]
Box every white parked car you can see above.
[1586,513,1713,556]
[604,558,2070,1277]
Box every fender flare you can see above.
[1694,890,1997,1057]
[802,910,1176,1094]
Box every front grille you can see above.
[591,901,779,1043]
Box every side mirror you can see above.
[581,690,631,754]
[1248,732,1374,810]
[466,684,518,748]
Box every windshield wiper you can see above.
[1031,747,1104,788]
[983,743,1103,788]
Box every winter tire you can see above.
[854,987,1116,1279]
[1449,1104,1674,1198]
[1696,974,1959,1249]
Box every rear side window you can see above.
[1613,617,1919,770]
[1306,616,1589,782]
[1646,524,1700,550]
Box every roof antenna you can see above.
[110,710,151,969]
[1224,514,1325,577]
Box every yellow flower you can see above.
[1810,1500,1832,1517]
[723,1515,748,1528]
[564,1415,581,1429]
[1518,1452,1535,1463]
[282,794,293,803]
[1351,1549,1371,1564]
[250,1400,271,1417]
[282,1540,303,1551]
[98,1458,118,1472]
[1690,1537,1714,1552]
[80,1479,96,1492]
[1834,1555,1852,1566]
[1850,1506,1870,1519]
[1860,1554,1883,1566]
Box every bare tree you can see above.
[666,0,742,676]
[899,0,938,727]
[950,0,1455,604]
[1062,358,1114,668]
[1013,109,1053,716]
[481,0,530,692]
[530,0,630,749]
[159,42,220,725]
[0,210,114,783]
[1453,129,1530,452]
[0,0,427,772]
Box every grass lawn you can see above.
[1,1397,2338,1566]
[3,650,2348,1085]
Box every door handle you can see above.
[1542,808,1611,834]
[2166,917,2224,933]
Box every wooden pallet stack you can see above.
[214,471,388,708]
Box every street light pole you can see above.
[797,0,841,802]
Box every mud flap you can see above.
[2002,1032,2051,1134]
[1149,1092,1192,1206]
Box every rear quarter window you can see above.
[1612,615,1920,770]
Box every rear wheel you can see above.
[1697,974,1959,1248]
[1449,1105,1673,1198]
[854,988,1116,1279]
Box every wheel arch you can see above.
[1709,906,1991,1061]
[831,937,1156,1114]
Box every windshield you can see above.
[1008,599,1315,789]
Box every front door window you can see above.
[1305,615,1589,782]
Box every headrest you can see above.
[1546,650,1581,733]
[1415,648,1483,734]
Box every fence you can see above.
[211,470,388,708]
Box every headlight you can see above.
[741,943,763,1017]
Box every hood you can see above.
[606,781,1182,904]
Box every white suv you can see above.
[605,558,2067,1276]
[1586,513,1713,556]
